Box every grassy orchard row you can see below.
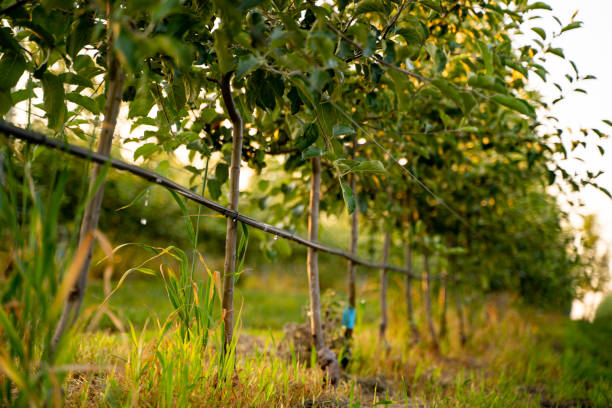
[1,120,456,383]
[1,0,610,403]
[0,124,474,404]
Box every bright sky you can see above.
[525,1,612,241]
[524,1,612,317]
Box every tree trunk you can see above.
[455,286,467,346]
[51,9,123,350]
[307,157,340,385]
[404,241,420,344]
[345,169,358,337]
[220,72,243,354]
[379,231,390,351]
[439,264,448,339]
[423,253,439,351]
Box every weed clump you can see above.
[280,290,350,366]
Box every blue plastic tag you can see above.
[342,307,356,329]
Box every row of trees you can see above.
[1,0,609,390]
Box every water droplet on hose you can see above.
[273,235,278,241]
[140,218,147,225]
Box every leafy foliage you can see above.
[1,0,611,403]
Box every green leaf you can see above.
[131,117,156,132]
[66,92,100,114]
[116,187,151,211]
[598,186,612,199]
[257,179,269,191]
[0,52,26,91]
[214,30,236,74]
[354,160,386,173]
[0,90,12,116]
[216,162,229,184]
[460,92,477,115]
[270,29,290,49]
[334,158,359,174]
[354,0,387,16]
[592,129,607,139]
[295,124,319,150]
[477,41,493,75]
[41,72,66,131]
[301,146,323,159]
[66,14,94,58]
[151,0,181,22]
[468,74,506,93]
[526,2,552,11]
[171,77,186,112]
[0,27,21,53]
[235,222,249,280]
[236,54,261,79]
[395,15,428,46]
[341,182,356,214]
[420,0,443,13]
[287,86,303,115]
[134,143,162,160]
[425,43,447,73]
[561,22,582,34]
[602,120,612,128]
[491,94,535,117]
[332,124,355,137]
[208,178,222,200]
[431,79,463,111]
[504,59,528,77]
[10,89,30,104]
[129,88,155,119]
[548,170,556,185]
[115,29,140,71]
[59,72,94,89]
[308,69,331,92]
[547,48,565,59]
[268,72,285,97]
[531,27,546,40]
[169,189,196,248]
[248,69,277,110]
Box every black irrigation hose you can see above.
[1,120,445,280]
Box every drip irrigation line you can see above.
[1,120,446,281]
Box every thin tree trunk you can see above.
[379,231,390,351]
[455,286,467,346]
[51,9,123,350]
[404,241,420,344]
[220,72,243,354]
[307,157,340,385]
[345,164,358,337]
[423,253,439,351]
[439,264,448,339]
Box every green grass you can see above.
[75,275,612,407]
[83,276,310,332]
